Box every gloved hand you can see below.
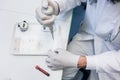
[46,48,80,70]
[35,0,59,26]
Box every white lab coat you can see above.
[56,0,120,80]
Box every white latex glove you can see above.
[46,48,80,70]
[36,0,59,26]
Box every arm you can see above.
[78,50,120,73]
[46,48,120,73]
[55,0,86,14]
[35,0,86,26]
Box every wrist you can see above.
[77,56,87,68]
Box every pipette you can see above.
[42,5,54,40]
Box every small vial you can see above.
[18,21,29,32]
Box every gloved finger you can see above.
[36,14,51,21]
[46,57,64,70]
[47,64,57,71]
[46,62,53,68]
[42,0,48,9]
[46,56,57,64]
[36,8,52,20]
[35,8,51,20]
[46,58,55,68]
[46,57,52,63]
[47,50,59,60]
[38,15,55,25]
[36,17,53,26]
[36,13,52,20]
[42,0,54,8]
[47,0,55,8]
[46,61,62,71]
[42,6,53,15]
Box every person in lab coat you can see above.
[36,0,120,80]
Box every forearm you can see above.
[55,0,82,13]
[77,50,120,73]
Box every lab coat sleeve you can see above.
[54,0,86,13]
[86,50,120,73]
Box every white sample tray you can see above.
[11,22,54,55]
